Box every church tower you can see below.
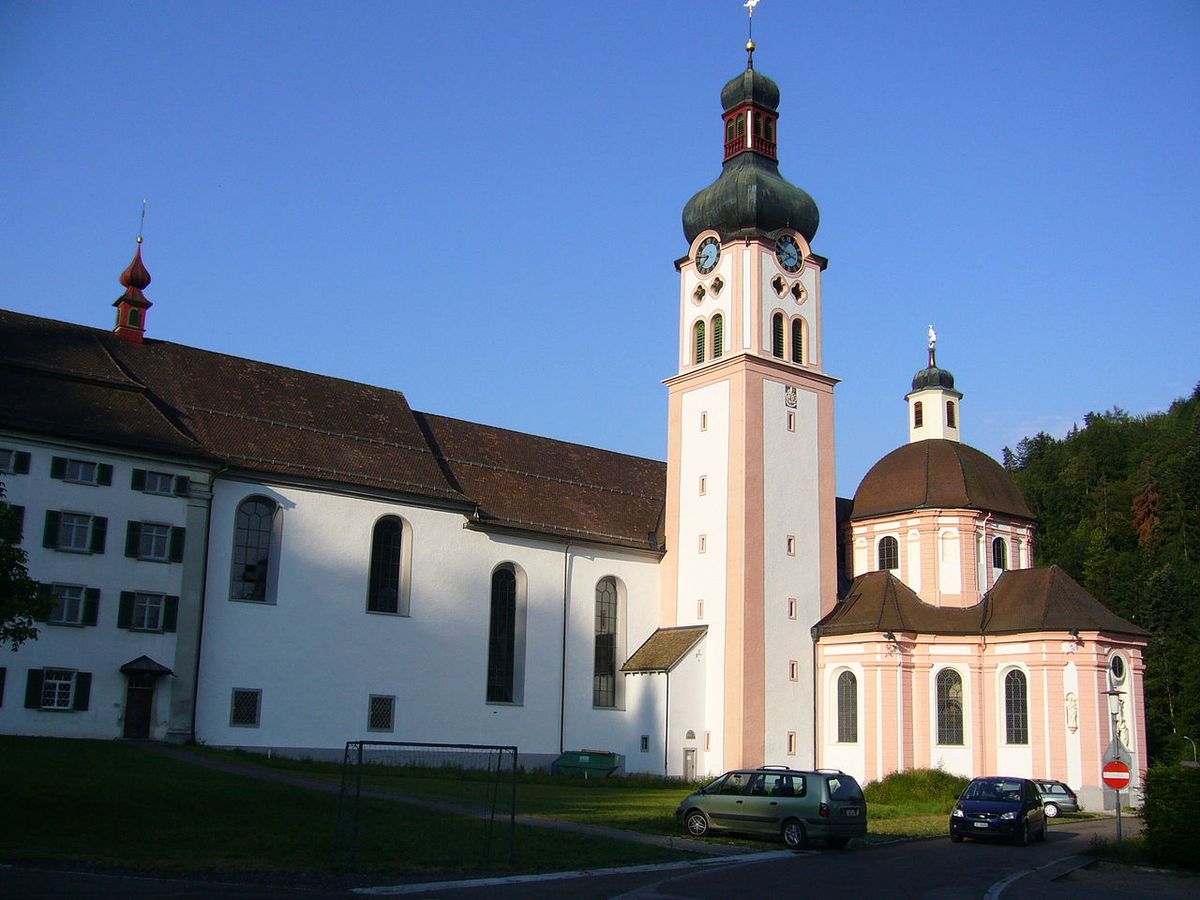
[660,44,839,771]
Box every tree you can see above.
[0,482,51,650]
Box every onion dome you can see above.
[851,439,1034,521]
[911,365,956,392]
[117,243,152,307]
[682,64,819,245]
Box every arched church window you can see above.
[367,516,402,613]
[914,401,923,428]
[992,537,1007,572]
[487,566,518,703]
[946,401,956,428]
[230,496,279,602]
[837,670,858,742]
[711,314,724,359]
[936,668,964,745]
[791,318,803,364]
[877,536,899,571]
[593,577,618,708]
[1004,669,1028,744]
[127,308,142,328]
[693,320,706,364]
[771,313,785,359]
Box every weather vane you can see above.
[744,0,760,68]
[137,199,147,245]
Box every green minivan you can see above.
[675,767,867,849]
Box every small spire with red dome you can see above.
[113,202,153,344]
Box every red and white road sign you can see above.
[1102,759,1131,790]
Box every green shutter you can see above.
[2,505,22,545]
[169,527,186,562]
[42,511,60,549]
[0,667,6,707]
[772,314,785,358]
[33,584,50,622]
[117,592,134,629]
[50,457,66,479]
[125,521,141,558]
[97,464,113,486]
[24,669,43,709]
[89,517,107,554]
[83,588,100,626]
[131,469,146,491]
[174,476,190,496]
[13,451,30,474]
[73,673,91,711]
[163,596,179,633]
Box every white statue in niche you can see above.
[1065,692,1079,733]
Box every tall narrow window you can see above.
[487,566,517,703]
[913,401,924,428]
[771,312,785,358]
[946,401,957,428]
[791,318,803,363]
[231,497,279,602]
[711,314,724,359]
[1004,669,1028,744]
[368,517,402,613]
[736,114,745,136]
[593,577,618,708]
[936,669,964,745]
[878,536,899,571]
[837,670,858,742]
[693,320,706,364]
[992,537,1007,572]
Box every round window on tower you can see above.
[1109,654,1127,686]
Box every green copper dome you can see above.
[911,366,957,392]
[682,66,819,245]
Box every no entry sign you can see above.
[1102,759,1131,790]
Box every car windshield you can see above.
[826,775,863,801]
[963,779,1023,802]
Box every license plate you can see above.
[843,809,859,816]
[973,822,989,828]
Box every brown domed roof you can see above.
[851,439,1034,521]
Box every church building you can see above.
[0,47,1146,811]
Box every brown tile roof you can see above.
[418,413,666,551]
[851,439,1034,521]
[816,566,1147,639]
[622,626,708,672]
[0,309,667,550]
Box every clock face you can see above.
[696,237,721,275]
[775,235,803,273]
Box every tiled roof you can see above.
[622,626,708,672]
[851,439,1034,521]
[816,566,1147,639]
[0,309,667,550]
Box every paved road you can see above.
[4,815,1195,899]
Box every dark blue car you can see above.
[949,776,1047,845]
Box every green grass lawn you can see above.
[0,737,690,878]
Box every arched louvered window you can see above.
[765,117,775,142]
[878,536,899,571]
[946,401,957,428]
[230,496,279,602]
[936,669,964,745]
[367,517,402,613]
[593,577,618,708]
[992,537,1008,572]
[711,314,724,359]
[771,312,785,359]
[736,114,745,137]
[914,401,924,428]
[487,566,517,703]
[791,318,803,363]
[837,670,858,742]
[693,320,706,364]
[1005,669,1029,744]
[725,119,734,142]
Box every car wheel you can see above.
[950,832,964,843]
[1016,821,1030,846]
[1044,802,1060,818]
[685,809,710,837]
[782,819,808,850]
[826,837,849,850]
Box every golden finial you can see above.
[137,198,147,245]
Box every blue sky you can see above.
[2,1,1196,496]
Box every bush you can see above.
[1141,763,1200,868]
[863,768,969,807]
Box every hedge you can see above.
[1141,763,1200,868]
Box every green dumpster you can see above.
[552,749,623,778]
